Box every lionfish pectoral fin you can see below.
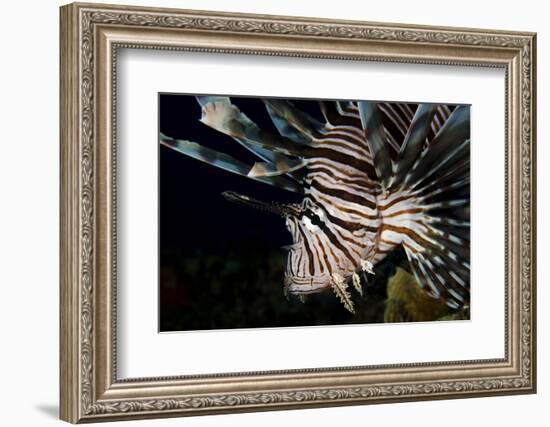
[377,103,470,309]
[331,273,355,314]
[159,133,303,194]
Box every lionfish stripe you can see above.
[317,136,372,159]
[308,195,380,236]
[336,101,360,119]
[307,165,378,190]
[324,126,366,141]
[315,220,358,266]
[321,231,350,271]
[320,101,362,128]
[312,191,378,219]
[308,169,370,194]
[308,175,377,206]
[302,198,367,259]
[307,159,379,188]
[309,180,376,212]
[312,235,330,273]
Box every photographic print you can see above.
[159,95,470,332]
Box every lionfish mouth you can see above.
[284,276,331,295]
[222,191,296,217]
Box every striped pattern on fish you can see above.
[160,96,470,314]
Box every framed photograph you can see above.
[60,2,537,423]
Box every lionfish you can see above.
[160,96,470,314]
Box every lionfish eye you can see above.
[304,211,322,226]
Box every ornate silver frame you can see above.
[60,2,536,423]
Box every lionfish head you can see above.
[283,206,347,296]
[222,191,361,298]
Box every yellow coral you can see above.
[384,267,465,323]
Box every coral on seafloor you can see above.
[384,267,469,323]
